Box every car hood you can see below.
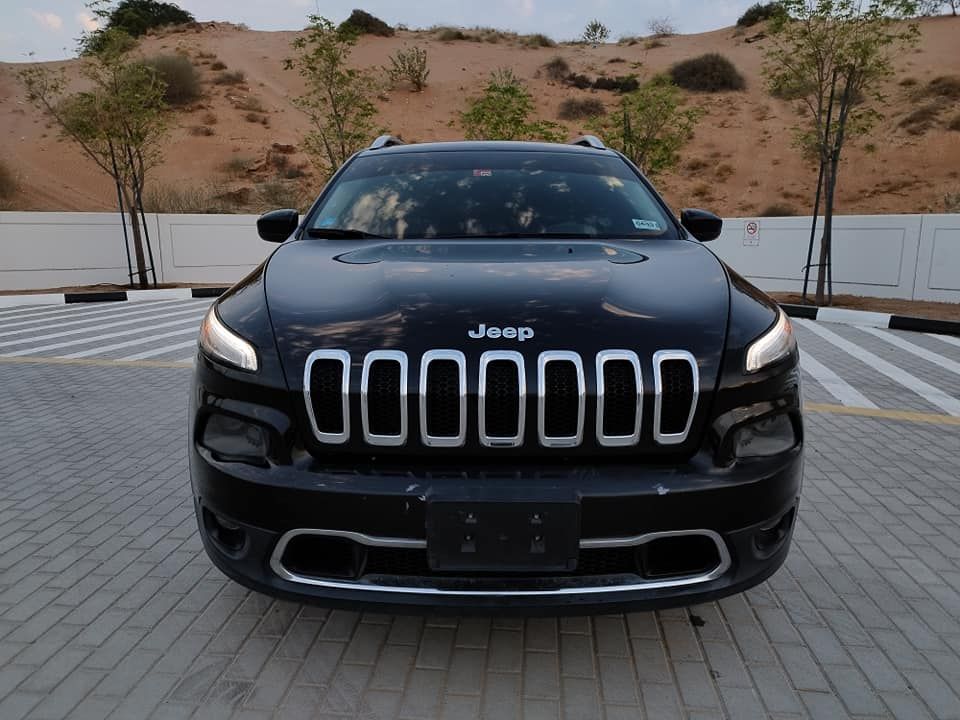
[265,238,730,390]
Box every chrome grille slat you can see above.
[596,350,642,447]
[361,351,408,446]
[537,351,585,448]
[303,348,699,449]
[303,349,351,444]
[479,350,526,448]
[420,350,467,447]
[652,350,699,445]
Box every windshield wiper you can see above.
[436,232,599,239]
[306,227,389,239]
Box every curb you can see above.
[780,303,960,336]
[0,287,228,309]
[0,290,956,337]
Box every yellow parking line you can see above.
[806,402,960,427]
[0,355,192,370]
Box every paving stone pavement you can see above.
[1,345,960,718]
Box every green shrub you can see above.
[101,0,192,37]
[542,56,570,81]
[737,2,784,27]
[583,20,610,45]
[387,46,429,91]
[461,69,565,142]
[670,53,746,92]
[759,203,797,216]
[558,97,606,120]
[143,54,200,105]
[214,70,245,85]
[339,9,394,37]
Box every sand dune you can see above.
[1,16,958,216]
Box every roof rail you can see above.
[569,135,606,150]
[369,135,405,150]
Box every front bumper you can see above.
[191,444,802,614]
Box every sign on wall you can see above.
[743,219,760,246]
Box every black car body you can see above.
[190,137,803,614]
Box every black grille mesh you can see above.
[543,360,579,438]
[602,360,638,437]
[484,360,520,438]
[363,547,639,577]
[367,360,402,436]
[425,360,461,438]
[659,359,695,435]
[309,359,344,434]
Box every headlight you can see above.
[745,309,795,373]
[198,306,259,372]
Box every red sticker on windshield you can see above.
[473,169,492,177]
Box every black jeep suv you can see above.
[190,136,802,614]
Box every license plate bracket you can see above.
[426,501,580,572]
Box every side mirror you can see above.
[257,209,299,243]
[680,208,723,242]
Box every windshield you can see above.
[307,150,677,240]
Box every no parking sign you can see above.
[743,219,760,246]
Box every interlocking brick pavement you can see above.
[1,359,960,719]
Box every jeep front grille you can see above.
[304,349,698,449]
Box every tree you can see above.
[82,0,194,54]
[285,16,378,178]
[461,69,565,142]
[19,28,168,287]
[917,0,958,14]
[583,20,610,45]
[588,80,702,177]
[764,0,919,305]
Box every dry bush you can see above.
[221,156,253,176]
[143,54,201,105]
[235,96,265,112]
[608,57,627,64]
[558,97,606,120]
[542,56,570,81]
[435,27,469,41]
[386,46,429,91]
[715,163,735,181]
[0,158,18,208]
[592,75,640,92]
[945,191,960,213]
[196,51,217,60]
[142,182,238,213]
[202,111,217,125]
[245,112,268,125]
[670,54,746,92]
[254,180,306,211]
[949,115,960,131]
[899,76,918,87]
[685,158,710,173]
[647,17,676,38]
[900,103,944,134]
[214,70,245,85]
[925,75,960,100]
[691,182,714,201]
[645,38,667,49]
[759,203,797,216]
[189,125,214,136]
[210,60,227,71]
[522,33,555,48]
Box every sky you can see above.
[0,0,751,62]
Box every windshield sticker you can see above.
[632,219,661,231]
[472,169,492,177]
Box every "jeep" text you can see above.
[467,324,534,342]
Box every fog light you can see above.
[202,414,268,463]
[733,414,796,458]
[202,507,246,553]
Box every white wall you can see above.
[1,211,958,303]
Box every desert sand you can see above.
[1,16,958,216]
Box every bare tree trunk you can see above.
[122,186,149,287]
[817,157,840,305]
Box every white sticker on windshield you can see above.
[632,219,661,231]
